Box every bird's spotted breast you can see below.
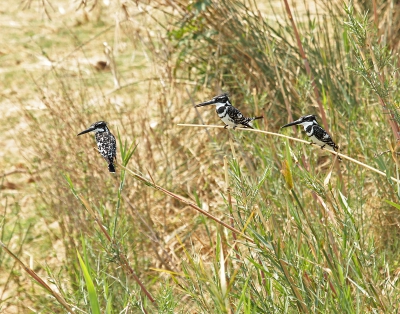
[95,132,117,162]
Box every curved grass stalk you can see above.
[0,242,75,313]
[118,164,254,243]
[177,124,400,184]
[77,195,155,306]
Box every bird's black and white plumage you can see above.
[77,121,117,172]
[195,93,263,129]
[281,115,341,161]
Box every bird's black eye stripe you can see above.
[217,106,225,114]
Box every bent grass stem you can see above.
[177,124,400,184]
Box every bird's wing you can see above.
[110,134,117,162]
[313,126,339,150]
[227,106,254,128]
[227,106,243,119]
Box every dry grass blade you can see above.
[282,0,345,189]
[0,241,74,313]
[119,164,254,243]
[278,257,309,314]
[3,0,400,311]
[282,0,327,131]
[223,155,241,258]
[177,124,400,184]
[78,195,112,242]
[77,195,156,305]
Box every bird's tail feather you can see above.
[326,146,342,161]
[108,163,116,173]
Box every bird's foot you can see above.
[224,125,229,129]
[320,145,325,150]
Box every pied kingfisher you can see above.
[281,115,341,161]
[77,121,117,172]
[195,93,263,129]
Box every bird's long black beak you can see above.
[77,126,95,136]
[281,118,302,129]
[195,99,217,107]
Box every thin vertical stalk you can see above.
[282,0,328,131]
[78,195,156,305]
[368,42,400,141]
[224,156,240,260]
[372,0,378,27]
[265,33,294,126]
[282,0,345,191]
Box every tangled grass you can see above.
[1,0,400,313]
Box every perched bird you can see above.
[77,121,117,172]
[195,93,263,129]
[281,115,341,161]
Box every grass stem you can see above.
[177,124,400,184]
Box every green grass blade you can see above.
[77,251,101,314]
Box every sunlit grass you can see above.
[1,0,400,313]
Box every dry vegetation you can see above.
[1,0,400,313]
